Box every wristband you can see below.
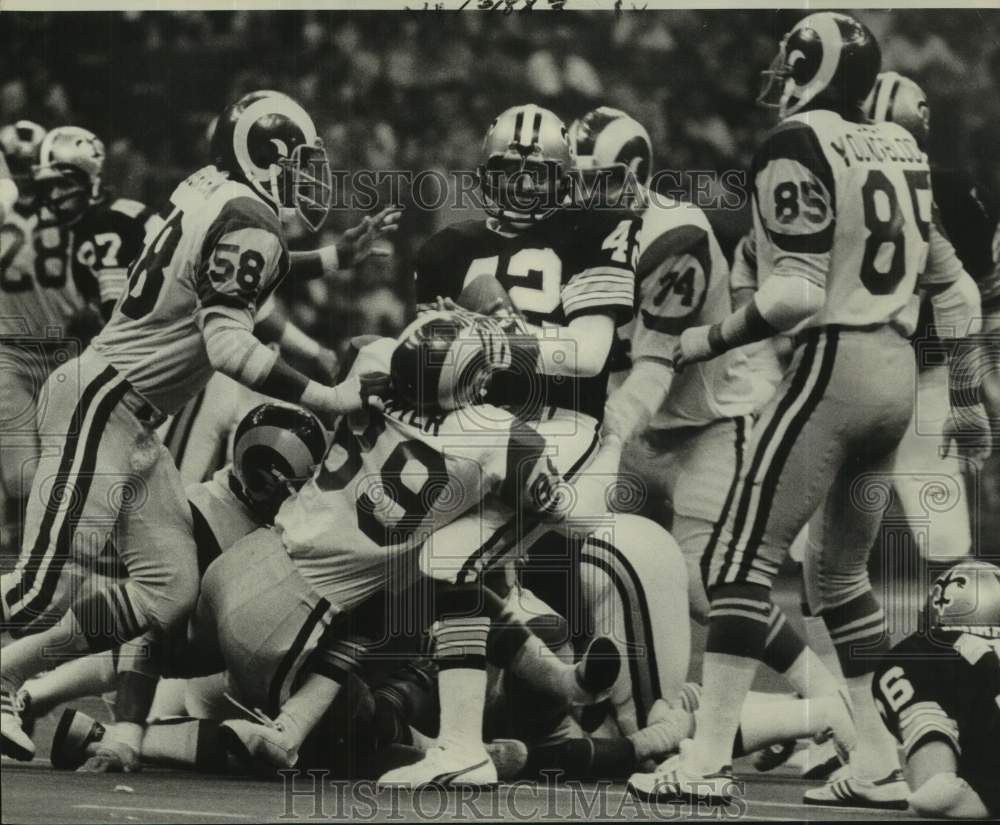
[319,244,340,273]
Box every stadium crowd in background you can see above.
[3,9,999,351]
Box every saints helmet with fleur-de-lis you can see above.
[209,90,332,231]
[33,125,105,225]
[930,560,1000,639]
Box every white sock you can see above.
[783,647,844,699]
[738,695,850,752]
[846,672,900,780]
[437,666,486,752]
[24,652,116,716]
[691,652,759,771]
[278,672,341,749]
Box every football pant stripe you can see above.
[716,330,825,585]
[734,328,839,583]
[700,416,748,587]
[267,597,331,716]
[582,535,660,728]
[4,366,125,622]
[28,376,132,622]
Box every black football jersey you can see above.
[71,196,159,318]
[914,168,999,346]
[873,631,1000,814]
[414,208,640,420]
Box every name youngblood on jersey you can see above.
[414,207,639,421]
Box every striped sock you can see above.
[692,584,771,771]
[821,590,888,678]
[761,605,805,675]
[435,617,490,751]
[706,583,771,658]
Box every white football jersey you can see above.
[158,371,266,487]
[187,465,260,572]
[0,207,79,338]
[275,338,564,612]
[92,166,288,414]
[628,190,756,428]
[751,111,932,334]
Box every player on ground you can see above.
[628,12,979,807]
[195,312,626,787]
[0,91,384,761]
[871,561,1000,818]
[584,108,846,728]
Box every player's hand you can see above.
[337,207,402,268]
[673,325,716,371]
[358,371,392,411]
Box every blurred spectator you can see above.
[2,8,997,351]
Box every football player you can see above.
[629,13,979,808]
[15,401,329,770]
[584,108,846,725]
[0,149,18,223]
[1,120,52,550]
[0,91,384,761]
[192,311,627,787]
[2,124,160,558]
[863,73,991,562]
[871,561,999,818]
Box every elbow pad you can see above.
[755,273,825,331]
[202,313,277,387]
[931,272,983,338]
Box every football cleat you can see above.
[803,767,909,810]
[377,740,499,789]
[50,708,105,770]
[15,688,35,741]
[627,739,737,805]
[0,686,35,761]
[572,636,622,704]
[78,739,141,773]
[752,740,796,773]
[219,712,302,770]
[796,739,843,780]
